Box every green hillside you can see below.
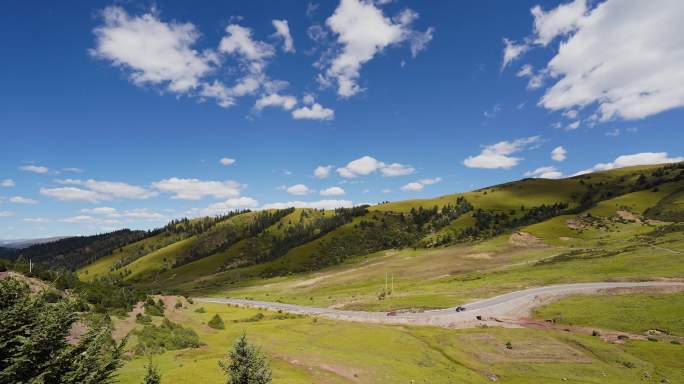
[70,163,684,301]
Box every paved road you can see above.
[196,281,683,328]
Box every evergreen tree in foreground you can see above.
[0,277,126,384]
[208,314,226,329]
[219,334,271,384]
[142,360,161,384]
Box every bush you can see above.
[142,361,161,384]
[194,307,206,313]
[208,314,226,330]
[505,342,513,350]
[133,318,203,355]
[136,313,152,325]
[234,312,264,323]
[174,300,183,309]
[144,298,165,317]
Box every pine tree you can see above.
[219,334,271,384]
[142,361,161,384]
[0,277,126,384]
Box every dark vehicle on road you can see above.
[455,306,466,312]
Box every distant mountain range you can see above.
[0,236,72,249]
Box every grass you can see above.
[114,301,684,384]
[533,291,684,336]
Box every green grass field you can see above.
[534,291,684,336]
[114,300,684,384]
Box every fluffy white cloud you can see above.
[576,152,684,175]
[121,208,166,220]
[463,136,541,169]
[566,121,580,130]
[380,163,416,177]
[321,0,433,97]
[531,0,587,46]
[60,215,97,223]
[18,165,49,174]
[286,184,311,196]
[82,180,157,199]
[512,0,684,121]
[220,24,275,67]
[254,93,297,111]
[40,187,110,203]
[219,157,236,166]
[400,177,442,192]
[1,179,15,187]
[292,102,335,120]
[261,199,354,210]
[313,165,333,179]
[320,186,345,196]
[91,6,214,93]
[336,155,415,178]
[9,196,38,205]
[400,182,423,192]
[187,197,259,217]
[551,146,567,162]
[272,19,295,53]
[524,166,564,179]
[152,177,243,200]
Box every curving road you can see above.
[196,281,683,328]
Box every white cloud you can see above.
[40,187,110,203]
[9,196,38,205]
[187,197,259,217]
[400,182,423,192]
[321,0,433,97]
[219,157,236,166]
[576,152,684,175]
[524,166,563,179]
[81,206,119,216]
[501,38,529,70]
[562,109,578,119]
[1,179,15,188]
[379,163,415,177]
[0,211,15,217]
[18,165,49,174]
[272,19,295,53]
[261,199,353,210]
[292,102,335,120]
[336,155,415,178]
[23,217,49,224]
[220,24,275,66]
[91,6,214,94]
[463,136,542,169]
[514,0,684,121]
[566,121,580,130]
[152,177,243,200]
[254,93,297,111]
[320,186,345,196]
[400,177,442,192]
[60,215,97,223]
[286,184,311,196]
[62,167,83,173]
[551,146,567,161]
[314,165,333,179]
[418,177,442,185]
[121,208,166,220]
[82,180,157,199]
[531,0,587,46]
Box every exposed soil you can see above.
[508,231,545,247]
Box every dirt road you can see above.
[196,281,683,328]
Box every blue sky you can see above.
[1,0,683,238]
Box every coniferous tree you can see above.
[0,277,126,384]
[142,361,161,384]
[219,334,271,384]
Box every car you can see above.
[455,306,466,312]
[386,311,397,316]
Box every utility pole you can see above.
[385,272,388,293]
[29,259,32,274]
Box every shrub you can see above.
[144,298,165,317]
[136,313,152,325]
[133,318,203,355]
[142,361,161,384]
[194,307,206,313]
[234,312,264,323]
[208,314,226,330]
[174,301,182,309]
[505,342,513,350]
